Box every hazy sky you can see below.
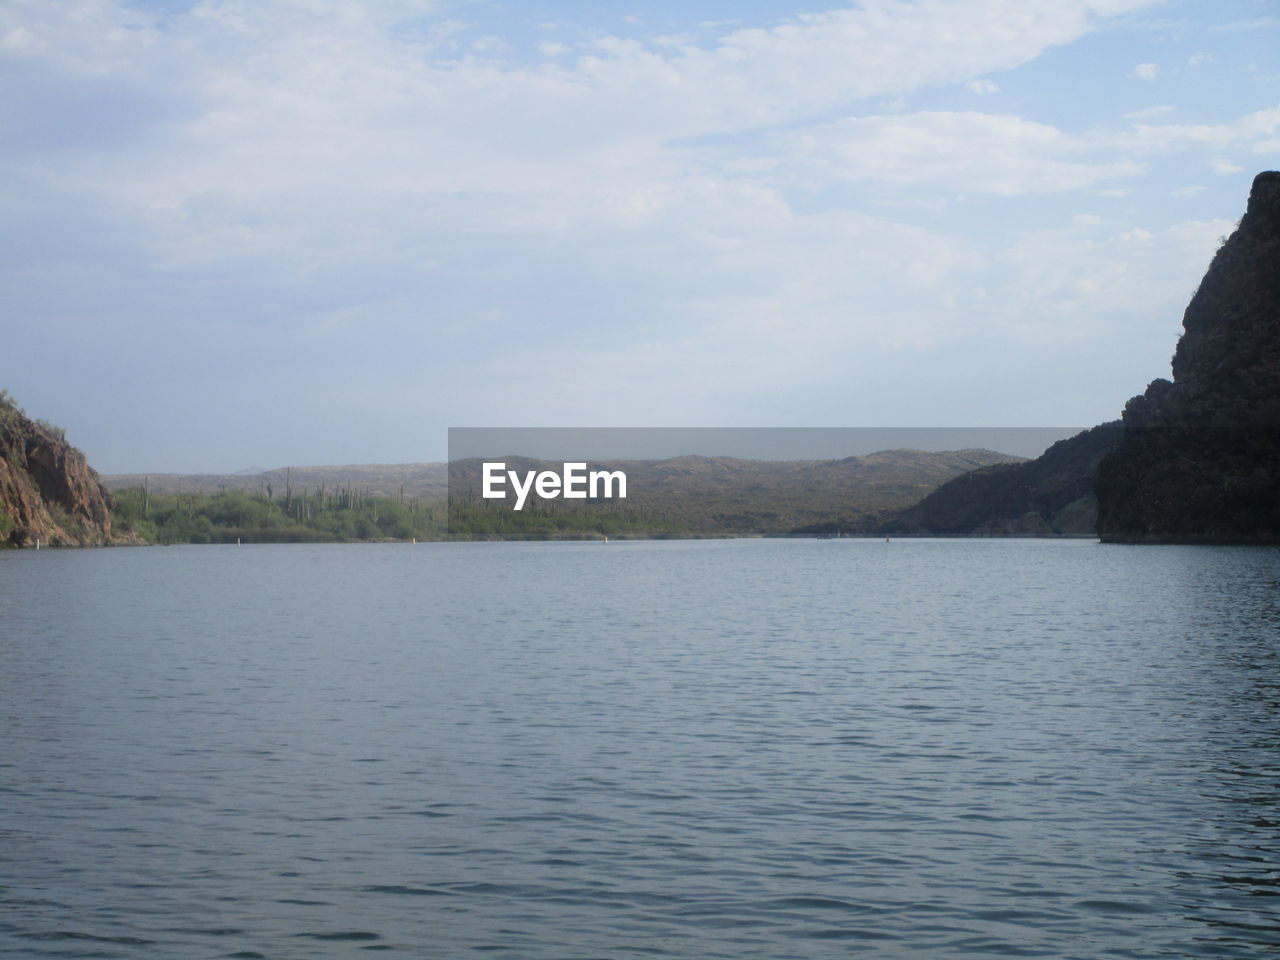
[2,0,1278,472]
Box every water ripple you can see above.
[2,540,1279,957]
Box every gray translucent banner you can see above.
[446,427,1085,540]
[449,427,1079,462]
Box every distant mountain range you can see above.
[105,448,1024,537]
[103,463,451,500]
[453,449,1025,535]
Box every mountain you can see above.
[880,171,1280,541]
[103,463,450,500]
[1095,171,1280,543]
[880,423,1121,537]
[101,449,1021,541]
[449,448,1023,537]
[0,392,121,547]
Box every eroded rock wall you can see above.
[0,401,117,547]
[1095,171,1280,542]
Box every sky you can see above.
[2,0,1278,473]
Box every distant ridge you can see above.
[449,448,1024,536]
[879,424,1121,537]
[103,463,450,500]
[107,449,1024,538]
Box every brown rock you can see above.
[0,397,122,547]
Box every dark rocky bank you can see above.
[881,422,1121,537]
[1095,171,1280,542]
[881,171,1279,541]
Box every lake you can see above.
[2,539,1278,958]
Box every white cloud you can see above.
[4,0,1159,147]
[0,0,1174,254]
[10,0,1266,464]
[986,216,1232,346]
[383,202,993,426]
[4,0,1257,280]
[1212,159,1244,175]
[533,211,1242,426]
[1112,108,1280,156]
[775,111,1145,195]
[1210,17,1280,32]
[1132,62,1158,80]
[1124,104,1173,120]
[0,0,1250,253]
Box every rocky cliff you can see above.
[1095,171,1280,543]
[0,394,118,547]
[880,423,1121,536]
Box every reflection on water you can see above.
[1,539,1279,958]
[1160,550,1280,953]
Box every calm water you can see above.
[2,539,1279,958]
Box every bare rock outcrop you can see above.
[0,395,119,547]
[880,423,1121,536]
[1095,171,1280,542]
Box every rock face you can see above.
[882,423,1121,536]
[0,396,118,547]
[1095,171,1280,542]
